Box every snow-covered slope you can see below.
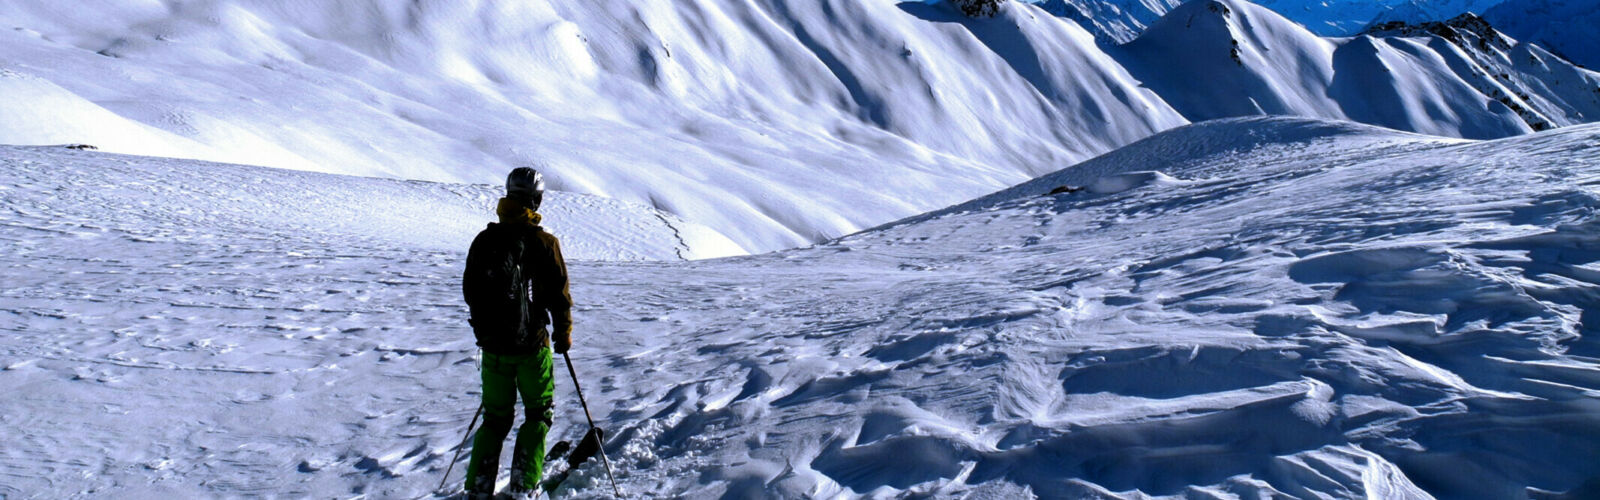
[1035,0,1186,43]
[1116,0,1600,139]
[0,0,1188,254]
[1484,0,1600,70]
[1364,13,1600,132]
[5,117,1598,498]
[1,0,1596,257]
[0,145,739,261]
[1118,1,1349,124]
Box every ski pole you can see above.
[438,401,484,493]
[563,352,623,497]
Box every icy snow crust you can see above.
[5,117,1599,498]
[0,0,1597,255]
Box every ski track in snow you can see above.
[4,117,1600,498]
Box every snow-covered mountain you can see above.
[0,0,1596,258]
[1035,0,1186,43]
[1038,0,1513,40]
[5,117,1598,498]
[0,0,1187,255]
[1246,0,1505,35]
[1364,13,1600,132]
[1363,0,1506,31]
[1484,0,1600,70]
[1117,0,1600,138]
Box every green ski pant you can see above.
[464,348,554,493]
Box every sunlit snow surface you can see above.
[4,117,1600,498]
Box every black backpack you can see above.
[464,223,548,353]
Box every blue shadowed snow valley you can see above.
[4,117,1599,498]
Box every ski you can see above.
[537,428,606,495]
[545,440,573,464]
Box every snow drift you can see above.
[4,117,1598,498]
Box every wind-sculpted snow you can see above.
[5,117,1599,497]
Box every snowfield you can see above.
[4,117,1599,498]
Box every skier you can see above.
[461,167,573,498]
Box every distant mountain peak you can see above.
[1205,0,1236,16]
[1483,0,1600,70]
[1116,0,1600,138]
[1363,12,1513,52]
[1359,11,1600,132]
[1035,0,1185,44]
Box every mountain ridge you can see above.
[1483,0,1600,70]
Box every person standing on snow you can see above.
[461,167,573,497]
